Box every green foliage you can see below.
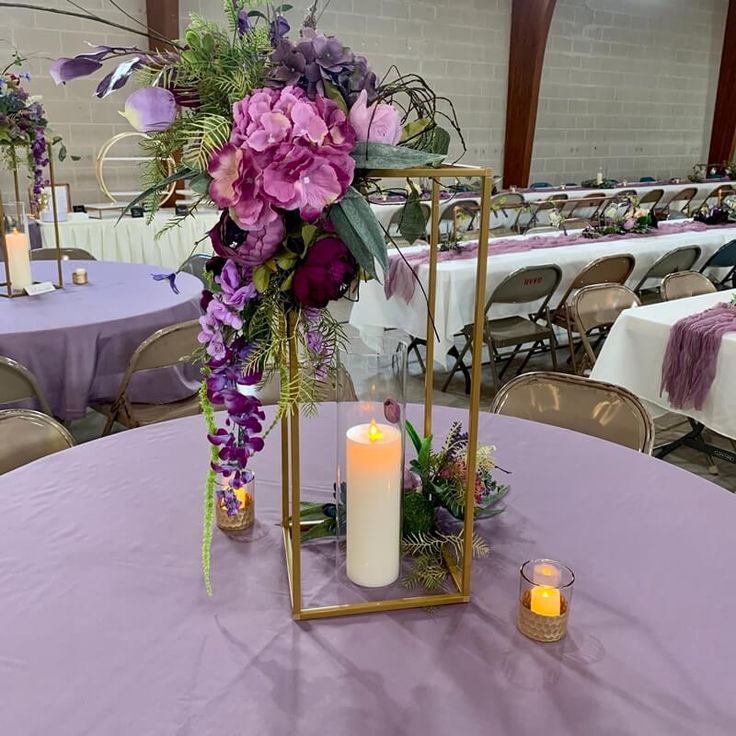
[351,141,445,169]
[199,380,218,596]
[330,186,389,279]
[182,113,232,172]
[403,530,489,560]
[398,182,428,245]
[402,492,436,536]
[402,553,447,591]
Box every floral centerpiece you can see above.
[0,51,73,211]
[50,1,466,593]
[694,194,736,225]
[583,197,656,238]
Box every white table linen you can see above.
[590,290,736,440]
[350,224,736,367]
[37,211,219,269]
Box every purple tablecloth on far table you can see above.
[1,405,734,735]
[0,260,202,418]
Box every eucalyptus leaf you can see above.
[351,142,445,170]
[57,144,67,162]
[400,117,430,144]
[253,265,271,293]
[329,186,388,279]
[190,172,210,195]
[118,167,194,220]
[398,193,428,245]
[426,126,451,155]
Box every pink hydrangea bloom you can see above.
[348,89,402,145]
[210,85,355,226]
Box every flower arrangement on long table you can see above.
[50,1,498,591]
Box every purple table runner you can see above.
[661,301,736,410]
[384,220,714,303]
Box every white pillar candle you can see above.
[5,228,32,291]
[346,419,402,587]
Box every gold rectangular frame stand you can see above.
[281,164,493,620]
[0,143,64,298]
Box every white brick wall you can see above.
[0,0,727,206]
[531,0,727,186]
[0,0,146,207]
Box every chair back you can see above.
[179,254,210,285]
[525,226,558,235]
[700,239,736,268]
[639,176,656,182]
[634,245,701,292]
[637,188,664,208]
[555,254,636,310]
[567,192,606,217]
[488,265,562,310]
[0,409,75,473]
[661,271,717,301]
[491,192,524,210]
[663,187,697,214]
[31,247,96,261]
[530,182,552,188]
[562,217,590,230]
[490,372,654,454]
[0,357,52,415]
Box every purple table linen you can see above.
[0,405,734,736]
[0,260,202,418]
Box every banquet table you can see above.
[0,260,202,419]
[370,192,481,230]
[36,210,219,269]
[350,222,736,365]
[591,289,736,440]
[1,405,735,736]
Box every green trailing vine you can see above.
[200,379,218,596]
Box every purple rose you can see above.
[292,236,357,308]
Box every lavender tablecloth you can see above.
[0,405,734,736]
[0,260,202,419]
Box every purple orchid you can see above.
[50,46,145,88]
[151,272,180,294]
[269,15,290,47]
[121,88,177,133]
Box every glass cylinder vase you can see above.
[336,336,408,588]
[1,201,32,293]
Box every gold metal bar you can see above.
[281,525,295,611]
[423,178,440,438]
[461,171,493,595]
[366,166,491,178]
[287,313,302,618]
[280,414,289,529]
[46,143,63,289]
[296,592,470,620]
[442,544,463,592]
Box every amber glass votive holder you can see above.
[215,480,255,534]
[517,558,574,642]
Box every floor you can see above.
[71,328,736,494]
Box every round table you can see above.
[1,406,734,735]
[0,260,202,418]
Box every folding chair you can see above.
[0,409,75,474]
[548,254,636,374]
[525,194,567,230]
[661,271,717,301]
[699,239,736,289]
[179,253,211,285]
[490,192,524,235]
[0,356,52,415]
[437,199,479,242]
[490,372,654,453]
[441,264,562,395]
[31,247,96,260]
[570,284,640,373]
[657,187,697,219]
[91,319,202,435]
[564,192,607,219]
[633,245,702,304]
[637,188,664,212]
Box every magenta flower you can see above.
[349,89,402,145]
[292,236,357,308]
[121,87,177,133]
[208,210,284,267]
[208,143,244,208]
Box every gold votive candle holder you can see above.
[215,480,255,534]
[517,558,574,642]
[72,268,88,285]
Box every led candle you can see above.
[346,419,402,587]
[533,561,562,588]
[530,585,561,617]
[4,228,32,291]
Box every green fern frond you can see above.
[200,379,218,596]
[182,114,232,172]
[402,553,448,591]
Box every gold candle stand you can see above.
[280,164,493,620]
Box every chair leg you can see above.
[487,335,501,395]
[441,338,471,392]
[101,410,117,437]
[564,311,578,375]
[549,330,559,372]
[514,340,541,376]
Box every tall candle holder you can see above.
[517,559,575,642]
[1,142,64,297]
[280,164,493,620]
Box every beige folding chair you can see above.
[179,254,210,285]
[637,188,664,211]
[562,217,590,231]
[437,199,479,241]
[441,264,562,394]
[633,245,702,304]
[490,372,654,454]
[564,192,606,218]
[696,185,732,211]
[0,409,75,474]
[658,187,697,219]
[386,202,431,247]
[490,192,524,235]
[91,320,202,435]
[31,247,96,260]
[661,271,718,301]
[525,194,567,231]
[0,356,52,415]
[570,284,640,373]
[548,254,636,374]
[525,226,559,235]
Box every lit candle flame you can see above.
[368,419,383,443]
